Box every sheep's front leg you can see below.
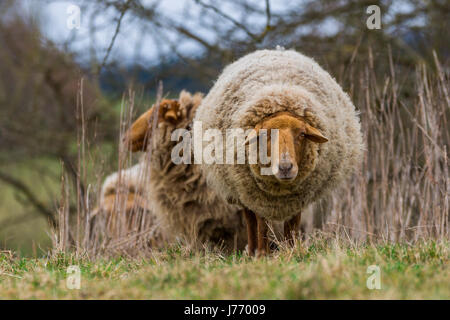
[284,212,302,245]
[256,215,269,257]
[243,209,257,256]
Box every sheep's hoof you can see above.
[255,249,268,258]
[245,244,257,257]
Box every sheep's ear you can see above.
[305,124,328,143]
[124,99,181,152]
[124,107,156,152]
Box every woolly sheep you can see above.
[194,49,364,255]
[94,163,165,247]
[99,91,248,250]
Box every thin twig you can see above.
[97,0,130,74]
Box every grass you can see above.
[0,239,448,299]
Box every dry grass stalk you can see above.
[53,56,449,258]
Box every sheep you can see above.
[93,164,165,251]
[100,91,248,250]
[97,163,154,235]
[194,49,364,256]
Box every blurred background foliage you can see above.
[0,0,448,255]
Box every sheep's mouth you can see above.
[250,163,298,183]
[274,165,299,182]
[250,169,297,196]
[275,174,297,182]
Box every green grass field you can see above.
[1,239,448,299]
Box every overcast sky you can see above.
[30,0,290,66]
[25,0,418,67]
[25,0,260,63]
[34,0,184,65]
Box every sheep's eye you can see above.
[298,132,305,138]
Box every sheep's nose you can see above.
[278,162,293,174]
[274,152,298,181]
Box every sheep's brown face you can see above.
[247,112,328,184]
[124,99,181,152]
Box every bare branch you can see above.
[0,171,57,227]
[195,0,257,40]
[97,0,131,74]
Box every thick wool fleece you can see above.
[146,91,247,249]
[99,91,247,250]
[96,163,164,245]
[194,49,364,221]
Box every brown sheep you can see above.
[194,49,364,257]
[124,91,248,250]
[99,91,248,251]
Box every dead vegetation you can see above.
[51,51,449,258]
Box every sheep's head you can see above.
[124,99,181,152]
[246,111,328,184]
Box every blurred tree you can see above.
[84,0,448,87]
[0,1,115,228]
